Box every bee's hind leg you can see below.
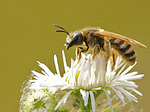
[105,40,115,68]
[112,52,116,68]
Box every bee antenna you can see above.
[56,30,66,32]
[53,24,70,36]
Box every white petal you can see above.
[125,71,138,76]
[98,55,106,86]
[117,87,138,102]
[69,58,76,85]
[80,89,89,106]
[121,62,137,76]
[114,56,121,69]
[104,90,114,112]
[54,55,60,76]
[37,61,54,76]
[54,91,72,110]
[116,64,127,77]
[127,88,142,96]
[112,81,138,88]
[111,87,125,103]
[115,61,124,71]
[62,50,69,72]
[41,70,49,76]
[31,70,44,78]
[31,71,69,91]
[106,59,112,78]
[90,91,96,112]
[92,87,101,90]
[120,74,144,80]
[79,60,91,89]
[61,85,75,90]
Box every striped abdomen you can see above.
[110,39,136,65]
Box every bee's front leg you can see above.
[93,44,100,60]
[76,47,82,61]
[76,46,89,63]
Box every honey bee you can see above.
[54,24,146,65]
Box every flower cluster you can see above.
[20,51,144,112]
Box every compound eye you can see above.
[71,32,83,45]
[73,31,81,37]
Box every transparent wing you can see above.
[93,30,146,48]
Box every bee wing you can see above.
[93,30,147,48]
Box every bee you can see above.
[54,24,146,65]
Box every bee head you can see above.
[65,31,83,50]
[54,24,83,50]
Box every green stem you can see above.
[80,100,91,112]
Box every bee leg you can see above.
[112,52,116,68]
[76,46,89,63]
[92,44,100,60]
[104,40,112,63]
[105,41,116,68]
[76,47,82,62]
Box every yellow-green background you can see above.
[0,0,149,112]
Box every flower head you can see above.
[28,51,144,112]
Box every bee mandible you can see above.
[54,24,146,65]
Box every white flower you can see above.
[30,50,144,112]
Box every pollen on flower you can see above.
[75,71,80,83]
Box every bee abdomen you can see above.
[110,39,136,65]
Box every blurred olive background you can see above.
[0,0,150,112]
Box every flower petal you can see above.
[80,89,89,106]
[127,88,143,96]
[116,87,138,102]
[62,50,69,72]
[54,91,72,110]
[90,91,96,112]
[37,61,54,76]
[104,89,114,112]
[111,87,125,103]
[121,62,137,76]
[54,55,60,77]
